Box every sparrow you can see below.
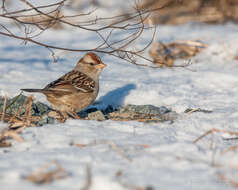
[21,52,106,121]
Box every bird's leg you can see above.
[48,110,68,123]
[58,111,69,122]
[66,110,80,120]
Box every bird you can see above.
[21,52,106,121]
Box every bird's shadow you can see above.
[79,83,136,117]
[97,83,136,106]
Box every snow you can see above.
[1,1,238,189]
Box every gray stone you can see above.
[119,104,171,115]
[0,94,51,116]
[33,101,52,115]
[0,94,54,126]
[87,110,106,121]
[36,115,56,126]
[157,111,179,121]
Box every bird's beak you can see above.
[96,62,107,69]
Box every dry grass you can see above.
[81,165,92,190]
[1,95,7,122]
[194,128,238,187]
[194,128,238,145]
[0,126,25,147]
[218,173,238,187]
[72,140,151,163]
[7,95,35,129]
[72,140,132,162]
[140,0,238,25]
[24,161,69,184]
[0,94,35,148]
[149,40,207,67]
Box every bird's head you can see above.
[75,52,106,79]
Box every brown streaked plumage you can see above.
[21,52,106,121]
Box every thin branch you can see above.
[0,0,190,68]
[0,0,67,16]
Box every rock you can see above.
[33,101,51,116]
[110,104,176,122]
[184,108,212,114]
[103,105,117,114]
[155,111,179,121]
[0,94,53,126]
[87,110,106,121]
[36,115,56,126]
[78,107,99,118]
[119,104,170,115]
[0,94,178,125]
[0,94,51,116]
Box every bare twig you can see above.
[81,165,92,190]
[72,139,132,162]
[1,95,7,122]
[194,128,238,144]
[25,95,33,126]
[25,160,69,184]
[0,1,176,68]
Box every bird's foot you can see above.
[48,111,68,123]
[67,111,81,120]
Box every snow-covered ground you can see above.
[1,1,238,189]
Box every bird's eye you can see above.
[89,62,94,66]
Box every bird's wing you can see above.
[44,70,95,93]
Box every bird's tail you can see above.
[21,88,44,93]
